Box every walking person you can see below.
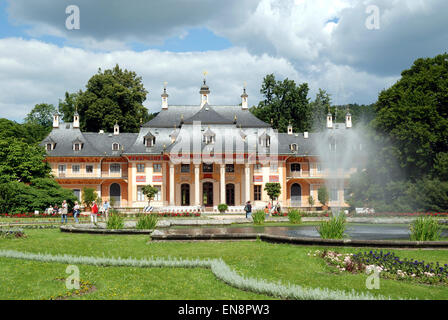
[244,201,252,220]
[61,200,68,224]
[73,201,80,223]
[103,200,110,221]
[90,200,99,225]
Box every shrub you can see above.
[288,209,302,224]
[217,204,228,213]
[410,216,441,241]
[252,210,266,225]
[136,214,158,230]
[317,215,346,239]
[106,212,124,229]
[318,186,329,208]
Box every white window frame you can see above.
[110,163,121,174]
[112,143,120,151]
[153,163,162,173]
[58,164,66,174]
[72,165,80,173]
[137,186,145,202]
[153,185,162,201]
[137,163,145,173]
[86,165,94,174]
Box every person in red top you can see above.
[91,200,99,225]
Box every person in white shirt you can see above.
[73,201,80,223]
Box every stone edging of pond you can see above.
[151,232,448,249]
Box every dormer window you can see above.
[146,137,156,147]
[73,143,82,151]
[259,132,270,147]
[46,144,53,151]
[203,127,215,145]
[112,143,120,151]
[144,131,156,147]
[290,144,298,152]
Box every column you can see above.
[245,164,250,203]
[220,164,226,205]
[195,164,200,206]
[169,163,175,205]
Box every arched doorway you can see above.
[226,184,235,206]
[291,183,302,207]
[203,182,213,207]
[110,183,121,207]
[181,184,190,206]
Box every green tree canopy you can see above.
[71,64,151,133]
[264,182,281,201]
[251,74,311,133]
[0,138,51,184]
[142,184,159,204]
[310,89,331,132]
[25,103,57,128]
[372,53,448,180]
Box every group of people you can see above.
[47,200,111,224]
[244,200,282,219]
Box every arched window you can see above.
[290,144,298,152]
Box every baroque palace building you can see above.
[41,80,355,211]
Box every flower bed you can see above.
[311,249,448,285]
[0,228,26,238]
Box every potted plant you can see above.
[308,195,315,212]
[217,203,228,213]
[318,186,329,211]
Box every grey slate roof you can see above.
[40,122,138,157]
[143,105,270,128]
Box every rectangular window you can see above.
[46,144,52,151]
[225,164,234,173]
[330,189,339,201]
[254,164,262,172]
[344,188,349,201]
[86,165,94,173]
[137,187,145,202]
[137,164,145,173]
[270,163,278,172]
[153,186,162,201]
[181,164,190,173]
[316,163,322,173]
[72,165,80,173]
[110,164,121,173]
[254,185,262,201]
[58,165,66,173]
[203,163,213,173]
[73,189,81,201]
[153,163,162,173]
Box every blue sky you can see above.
[0,0,447,121]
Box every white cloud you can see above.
[0,38,299,121]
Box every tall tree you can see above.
[373,53,448,180]
[75,64,150,133]
[0,137,51,184]
[310,89,331,132]
[25,103,56,128]
[251,74,311,133]
[58,91,81,123]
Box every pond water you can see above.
[166,224,448,241]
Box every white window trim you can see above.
[109,163,122,174]
[112,143,120,151]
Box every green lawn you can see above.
[1,229,448,300]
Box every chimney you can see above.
[304,132,309,139]
[53,112,60,128]
[241,87,248,110]
[287,122,293,135]
[326,112,333,129]
[73,109,80,128]
[114,122,119,135]
[161,83,169,110]
[345,111,352,129]
[199,78,210,107]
